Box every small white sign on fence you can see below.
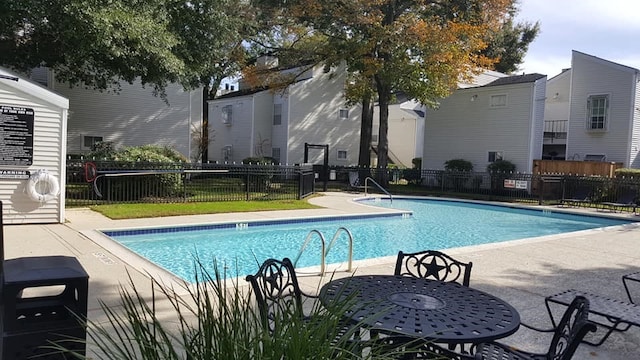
[504,179,528,189]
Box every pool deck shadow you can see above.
[4,192,640,359]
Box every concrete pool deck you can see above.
[5,192,640,359]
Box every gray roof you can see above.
[483,73,546,87]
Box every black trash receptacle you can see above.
[1,255,89,359]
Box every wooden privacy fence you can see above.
[533,160,623,177]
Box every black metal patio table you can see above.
[319,275,520,345]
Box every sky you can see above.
[515,0,640,78]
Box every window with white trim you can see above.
[339,108,349,119]
[490,94,507,107]
[587,95,608,130]
[488,151,503,162]
[81,135,103,150]
[222,105,233,125]
[273,104,282,125]
[337,149,348,160]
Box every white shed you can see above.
[0,68,68,224]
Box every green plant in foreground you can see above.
[55,260,421,359]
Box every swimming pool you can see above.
[103,198,632,283]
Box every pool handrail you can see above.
[293,230,326,275]
[364,177,393,203]
[294,227,354,275]
[325,227,353,273]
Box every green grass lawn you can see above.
[90,198,322,219]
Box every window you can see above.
[584,154,606,162]
[490,94,507,108]
[222,145,233,162]
[273,104,282,125]
[272,147,281,164]
[488,151,503,162]
[339,109,349,119]
[222,105,233,125]
[82,135,103,150]
[337,149,348,160]
[587,95,608,130]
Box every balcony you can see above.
[543,120,567,144]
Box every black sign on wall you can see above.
[0,105,34,166]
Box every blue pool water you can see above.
[104,198,632,283]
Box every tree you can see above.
[290,0,513,182]
[480,2,540,74]
[248,1,520,179]
[1,0,251,163]
[0,0,247,96]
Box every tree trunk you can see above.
[201,85,209,163]
[375,77,391,185]
[358,96,373,167]
[358,95,374,182]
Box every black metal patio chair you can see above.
[561,185,592,207]
[600,187,637,213]
[393,250,474,354]
[545,288,640,346]
[245,257,363,347]
[394,250,473,286]
[475,295,596,360]
[245,257,317,332]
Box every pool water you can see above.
[105,198,632,283]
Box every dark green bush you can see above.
[614,168,640,178]
[242,157,275,165]
[411,157,422,169]
[89,144,187,200]
[486,159,516,173]
[444,159,473,172]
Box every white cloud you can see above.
[516,0,640,76]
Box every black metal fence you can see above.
[66,160,315,206]
[65,161,640,209]
[325,167,640,208]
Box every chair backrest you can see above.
[547,295,597,360]
[394,250,472,286]
[245,257,304,331]
[348,171,360,187]
[616,187,637,204]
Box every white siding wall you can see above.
[373,105,418,167]
[0,72,68,224]
[544,70,571,123]
[208,95,256,163]
[528,78,547,171]
[566,51,636,165]
[423,83,537,172]
[271,93,289,164]
[286,65,361,165]
[631,81,640,167]
[55,80,201,159]
[252,92,274,158]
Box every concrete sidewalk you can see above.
[4,192,640,359]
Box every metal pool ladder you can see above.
[293,227,353,275]
[364,177,393,203]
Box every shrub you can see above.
[88,144,187,200]
[614,168,640,178]
[242,156,275,165]
[444,159,473,172]
[56,260,413,359]
[411,157,422,169]
[486,159,516,173]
